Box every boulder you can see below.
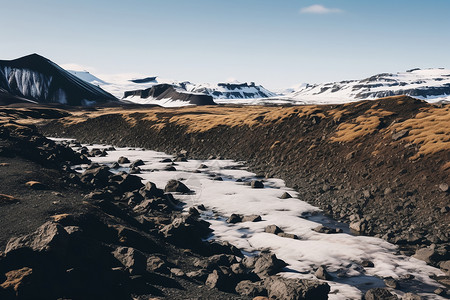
[235,280,267,297]
[392,129,409,141]
[0,267,35,298]
[364,288,398,300]
[118,156,130,164]
[413,247,440,264]
[383,277,399,289]
[251,180,264,189]
[5,221,69,255]
[227,214,243,224]
[164,180,191,193]
[264,276,330,300]
[147,255,169,273]
[112,246,147,275]
[313,225,343,234]
[130,159,144,168]
[253,252,287,277]
[280,192,292,199]
[439,183,449,193]
[440,260,450,275]
[265,225,283,235]
[242,215,262,222]
[315,266,332,280]
[205,269,236,292]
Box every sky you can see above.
[1,0,449,89]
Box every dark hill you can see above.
[0,54,117,106]
[124,84,216,106]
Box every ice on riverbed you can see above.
[59,141,446,300]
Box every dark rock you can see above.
[392,129,409,141]
[164,180,191,193]
[277,233,298,239]
[227,214,243,224]
[5,221,69,255]
[264,225,283,235]
[440,260,450,275]
[118,156,130,164]
[264,276,330,300]
[254,252,287,277]
[280,192,292,199]
[403,293,423,300]
[315,266,332,280]
[186,269,208,281]
[170,268,185,277]
[146,255,169,273]
[129,167,141,174]
[139,182,164,199]
[164,166,177,171]
[235,280,267,297]
[361,260,374,268]
[313,225,343,234]
[413,247,440,264]
[439,183,449,193]
[130,159,145,168]
[111,162,120,169]
[251,180,264,189]
[0,267,36,298]
[205,269,236,292]
[160,158,172,163]
[112,246,147,275]
[383,277,399,289]
[242,215,262,222]
[364,288,399,300]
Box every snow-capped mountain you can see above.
[123,84,216,106]
[0,54,117,106]
[282,68,450,104]
[68,71,276,102]
[184,81,277,99]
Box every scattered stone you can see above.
[313,225,343,234]
[349,219,367,233]
[0,162,10,167]
[251,180,264,189]
[170,268,185,277]
[280,192,292,199]
[264,276,330,300]
[111,162,120,169]
[253,252,287,277]
[441,206,450,213]
[227,214,243,224]
[364,288,399,300]
[277,233,298,239]
[440,260,450,275]
[164,180,191,193]
[361,260,374,268]
[0,267,34,296]
[118,156,130,164]
[205,269,235,292]
[242,215,262,222]
[25,181,47,190]
[186,270,208,281]
[392,129,409,141]
[147,255,169,273]
[5,221,68,254]
[383,277,399,289]
[439,183,449,193]
[315,266,332,280]
[265,225,283,235]
[160,158,172,163]
[434,288,445,296]
[130,159,145,168]
[112,246,147,275]
[164,166,177,171]
[197,204,206,211]
[384,187,393,196]
[235,280,267,297]
[413,247,439,264]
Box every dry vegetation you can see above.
[393,105,450,159]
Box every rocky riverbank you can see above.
[37,97,449,272]
[0,119,335,299]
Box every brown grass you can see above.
[330,109,394,142]
[393,106,450,158]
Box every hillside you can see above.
[0,54,117,106]
[32,96,449,253]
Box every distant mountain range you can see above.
[1,54,449,107]
[279,68,450,105]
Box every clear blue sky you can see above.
[1,0,449,89]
